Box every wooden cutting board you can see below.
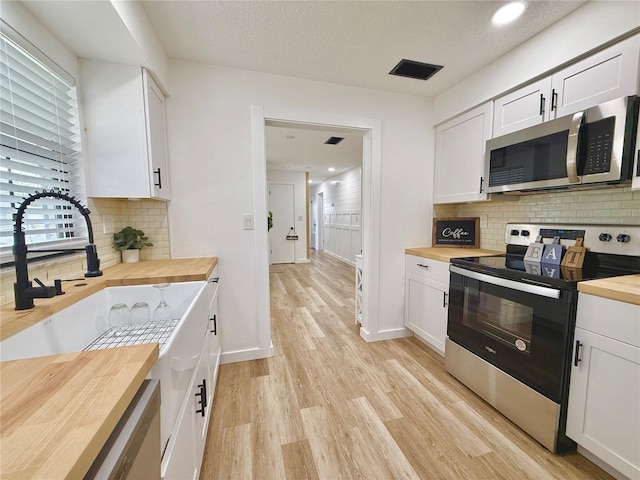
[0,343,158,479]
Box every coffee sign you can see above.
[432,217,480,248]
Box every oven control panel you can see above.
[505,223,640,256]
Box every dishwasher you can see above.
[85,379,161,479]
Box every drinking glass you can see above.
[108,303,130,329]
[130,302,150,324]
[153,283,174,322]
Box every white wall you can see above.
[266,169,308,263]
[166,61,433,360]
[311,166,362,264]
[433,1,640,124]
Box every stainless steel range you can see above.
[445,223,640,453]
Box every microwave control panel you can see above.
[581,116,615,175]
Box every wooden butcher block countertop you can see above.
[578,274,640,306]
[0,257,218,341]
[0,343,158,480]
[405,247,503,262]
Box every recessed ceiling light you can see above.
[308,179,313,184]
[328,167,335,172]
[492,1,526,26]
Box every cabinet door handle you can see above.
[196,379,207,416]
[442,292,448,308]
[573,340,582,367]
[154,168,162,189]
[417,264,430,270]
[210,314,217,334]
[539,94,545,116]
[479,176,484,194]
[209,277,220,283]
[551,89,557,112]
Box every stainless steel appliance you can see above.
[485,96,639,194]
[445,223,640,452]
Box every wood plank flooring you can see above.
[200,250,612,479]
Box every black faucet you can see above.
[13,190,103,310]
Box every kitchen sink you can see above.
[0,279,214,455]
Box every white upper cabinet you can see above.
[493,78,552,137]
[552,35,639,117]
[434,102,492,204]
[493,35,639,137]
[81,60,171,200]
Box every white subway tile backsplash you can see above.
[435,187,640,251]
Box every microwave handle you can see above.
[449,265,561,299]
[566,111,584,183]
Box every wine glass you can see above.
[108,303,130,330]
[130,302,150,324]
[153,283,174,322]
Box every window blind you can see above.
[0,32,86,260]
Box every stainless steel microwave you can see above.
[485,96,639,194]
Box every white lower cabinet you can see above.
[404,255,450,356]
[162,268,221,480]
[567,293,640,479]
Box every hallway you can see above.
[200,251,610,479]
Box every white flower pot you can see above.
[121,249,140,263]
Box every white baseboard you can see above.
[220,344,274,364]
[296,258,311,264]
[359,326,413,342]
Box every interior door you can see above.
[310,194,317,249]
[269,183,296,264]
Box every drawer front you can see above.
[577,293,640,347]
[405,255,450,284]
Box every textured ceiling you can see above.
[266,125,363,184]
[142,0,586,98]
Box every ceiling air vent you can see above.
[389,59,443,81]
[324,136,344,145]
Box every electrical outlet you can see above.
[480,214,488,229]
[103,215,114,234]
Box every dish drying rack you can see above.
[84,319,180,352]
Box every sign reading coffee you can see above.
[432,217,480,248]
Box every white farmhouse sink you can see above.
[0,280,213,454]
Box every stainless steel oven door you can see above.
[447,266,577,402]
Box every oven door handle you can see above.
[449,266,561,299]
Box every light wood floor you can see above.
[200,250,611,479]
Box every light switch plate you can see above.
[243,214,254,230]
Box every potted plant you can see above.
[113,226,153,263]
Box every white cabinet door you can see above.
[144,70,171,200]
[493,77,553,137]
[404,272,448,356]
[434,102,493,204]
[552,35,639,118]
[162,377,198,480]
[192,345,212,479]
[81,60,171,200]
[207,279,221,390]
[567,327,640,479]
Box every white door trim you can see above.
[251,105,382,343]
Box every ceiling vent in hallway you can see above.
[389,59,443,81]
[324,136,345,145]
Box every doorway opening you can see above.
[251,106,382,349]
